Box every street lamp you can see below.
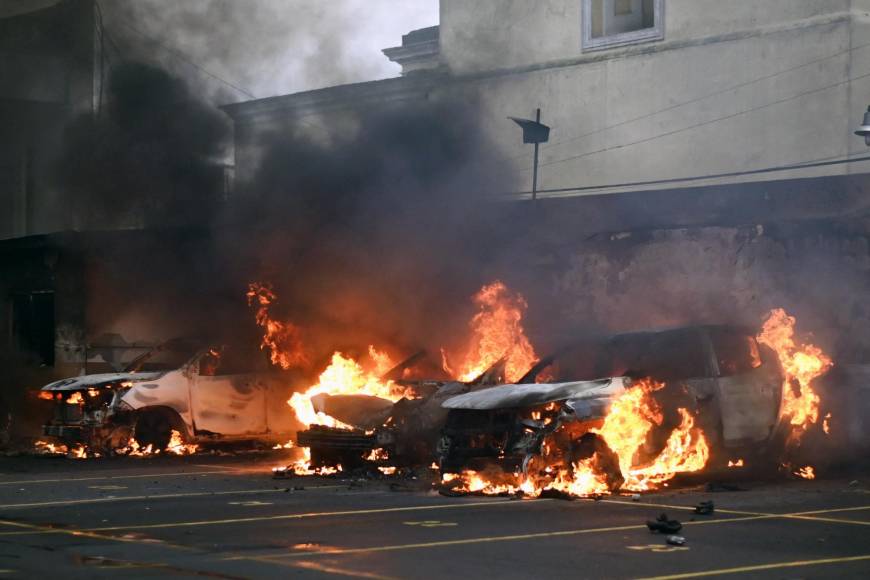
[854,106,870,146]
[509,108,550,203]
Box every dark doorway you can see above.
[10,291,54,366]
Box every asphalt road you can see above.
[0,452,868,579]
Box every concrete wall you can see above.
[438,0,870,198]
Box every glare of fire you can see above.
[621,408,710,491]
[288,347,415,428]
[246,282,307,370]
[447,281,539,383]
[167,430,198,455]
[37,391,54,400]
[728,459,745,468]
[795,465,816,480]
[273,446,341,476]
[34,440,88,458]
[822,413,831,435]
[34,440,67,454]
[444,378,709,497]
[365,448,389,462]
[757,308,832,437]
[66,392,83,405]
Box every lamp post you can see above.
[855,106,870,146]
[509,108,551,205]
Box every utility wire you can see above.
[113,18,257,100]
[513,153,870,197]
[502,41,870,165]
[108,14,334,137]
[525,69,870,171]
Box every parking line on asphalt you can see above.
[0,469,241,486]
[247,504,870,561]
[0,518,198,551]
[89,498,540,531]
[234,514,773,560]
[604,499,870,526]
[0,488,288,510]
[635,553,870,579]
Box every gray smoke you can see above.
[98,0,438,103]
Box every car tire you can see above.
[134,410,172,451]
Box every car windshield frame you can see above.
[124,339,201,372]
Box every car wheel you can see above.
[134,410,172,451]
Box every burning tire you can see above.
[133,409,174,451]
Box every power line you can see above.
[526,69,870,171]
[512,153,870,197]
[544,42,867,156]
[502,41,870,166]
[107,15,334,138]
[113,18,257,100]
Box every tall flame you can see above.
[288,347,415,428]
[445,378,709,497]
[757,308,832,436]
[246,282,307,370]
[448,281,539,383]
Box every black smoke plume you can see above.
[55,61,229,229]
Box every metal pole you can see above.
[532,108,541,204]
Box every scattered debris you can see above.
[694,500,714,515]
[646,513,683,534]
[666,535,687,546]
[631,493,641,502]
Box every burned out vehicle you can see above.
[436,325,784,473]
[41,339,295,453]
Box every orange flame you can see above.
[795,465,815,480]
[66,392,83,405]
[757,308,832,437]
[444,378,709,497]
[447,281,539,383]
[247,282,307,370]
[728,459,745,468]
[288,347,416,428]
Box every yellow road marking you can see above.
[89,498,536,531]
[0,518,197,551]
[234,514,772,560]
[0,469,239,486]
[0,488,285,510]
[403,520,458,527]
[605,499,870,526]
[627,544,690,553]
[227,501,274,507]
[636,553,870,579]
[243,504,870,561]
[88,485,127,490]
[247,557,399,580]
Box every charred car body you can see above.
[41,339,295,453]
[299,325,786,477]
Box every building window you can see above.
[583,0,664,51]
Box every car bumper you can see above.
[42,424,86,440]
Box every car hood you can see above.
[441,377,630,411]
[41,372,165,392]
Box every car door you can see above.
[708,328,781,446]
[190,348,267,436]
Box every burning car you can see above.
[40,338,296,454]
[436,325,784,479]
[295,323,807,494]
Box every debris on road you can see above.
[666,535,687,546]
[647,513,683,534]
[694,500,714,515]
